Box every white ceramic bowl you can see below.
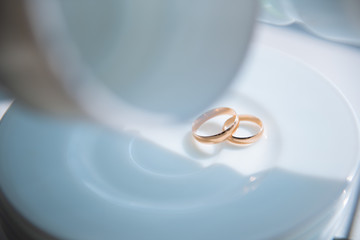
[258,0,360,46]
[0,0,257,127]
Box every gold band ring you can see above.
[223,114,264,144]
[192,107,239,144]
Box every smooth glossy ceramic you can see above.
[1,0,256,124]
[0,46,358,240]
[258,0,360,46]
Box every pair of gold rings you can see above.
[192,107,263,145]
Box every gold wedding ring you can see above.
[224,114,263,145]
[192,108,264,145]
[192,107,239,144]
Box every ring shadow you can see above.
[182,131,253,161]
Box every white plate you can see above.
[0,46,358,240]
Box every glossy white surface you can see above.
[253,23,360,239]
[0,46,358,240]
[258,0,360,46]
[21,0,256,123]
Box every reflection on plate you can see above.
[0,46,358,240]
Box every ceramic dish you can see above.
[258,0,360,46]
[0,46,359,240]
[1,0,256,123]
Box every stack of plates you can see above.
[0,46,359,240]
